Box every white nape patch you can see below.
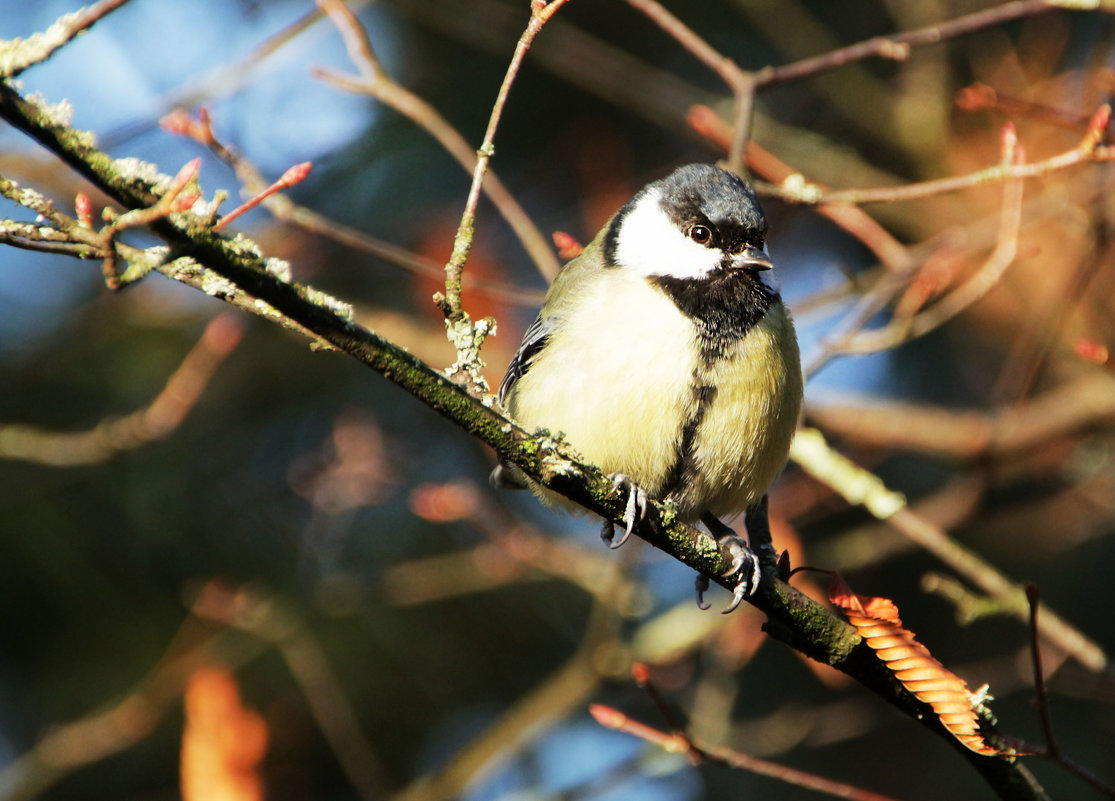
[614,189,722,279]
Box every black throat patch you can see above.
[650,270,776,361]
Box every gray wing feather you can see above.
[498,314,560,405]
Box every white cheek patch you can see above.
[614,189,722,279]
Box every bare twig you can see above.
[622,0,755,169]
[212,160,311,231]
[1025,585,1059,758]
[830,124,1026,355]
[160,107,544,307]
[1023,586,1115,797]
[767,105,1112,206]
[0,314,242,467]
[754,0,1063,89]
[790,428,1108,672]
[590,703,908,801]
[192,583,393,801]
[435,0,571,391]
[442,0,571,321]
[312,0,561,282]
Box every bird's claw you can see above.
[694,574,711,610]
[692,515,763,613]
[601,473,647,549]
[720,535,760,614]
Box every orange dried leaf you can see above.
[552,230,583,260]
[829,574,999,756]
[181,667,268,801]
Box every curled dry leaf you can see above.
[828,573,1001,757]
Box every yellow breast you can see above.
[677,304,801,519]
[508,272,801,521]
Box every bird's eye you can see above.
[688,225,712,245]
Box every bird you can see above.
[492,163,802,610]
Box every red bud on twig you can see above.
[1073,338,1109,364]
[552,230,583,260]
[75,192,93,228]
[213,161,313,231]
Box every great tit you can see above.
[493,164,802,607]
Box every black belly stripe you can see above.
[661,381,717,499]
[652,270,778,501]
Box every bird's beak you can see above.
[731,245,772,271]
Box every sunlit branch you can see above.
[0,0,133,78]
[159,108,544,307]
[442,0,572,326]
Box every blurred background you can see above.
[1,1,1114,799]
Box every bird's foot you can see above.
[600,472,648,549]
[699,513,761,613]
[719,535,760,613]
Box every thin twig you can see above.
[431,0,572,391]
[1023,586,1115,797]
[160,107,544,307]
[755,0,1059,89]
[833,124,1026,355]
[630,663,696,751]
[211,161,311,231]
[0,315,243,466]
[590,703,908,801]
[791,428,1108,672]
[622,0,755,169]
[313,0,561,281]
[765,105,1112,206]
[1025,585,1058,757]
[442,0,571,322]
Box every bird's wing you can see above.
[498,313,560,405]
